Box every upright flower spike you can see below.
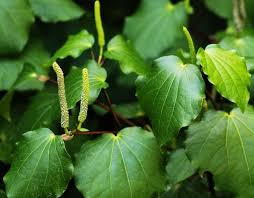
[78,68,89,130]
[94,0,105,64]
[183,26,196,64]
[52,62,69,131]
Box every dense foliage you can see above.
[1,0,254,197]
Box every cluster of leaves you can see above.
[1,0,254,197]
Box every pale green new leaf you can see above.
[65,61,107,109]
[136,56,205,145]
[219,36,254,71]
[49,30,94,65]
[4,128,73,198]
[18,86,60,133]
[124,0,191,59]
[0,59,23,90]
[105,35,150,75]
[197,44,250,111]
[0,0,34,54]
[29,0,84,23]
[74,127,166,198]
[186,107,254,197]
[166,149,195,184]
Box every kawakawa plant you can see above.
[2,0,254,197]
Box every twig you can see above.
[96,101,136,126]
[103,89,121,127]
[74,130,115,135]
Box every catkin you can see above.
[52,62,69,128]
[94,0,105,47]
[78,68,89,123]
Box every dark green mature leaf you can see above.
[65,61,107,108]
[124,0,191,59]
[49,30,94,65]
[113,102,145,119]
[74,127,166,198]
[204,0,254,21]
[161,178,210,198]
[14,63,48,91]
[29,0,84,23]
[21,39,50,68]
[136,56,205,145]
[0,190,6,198]
[105,35,150,75]
[0,91,14,122]
[4,128,73,198]
[0,118,18,163]
[197,44,250,112]
[186,107,254,197]
[18,86,60,133]
[166,149,195,184]
[0,0,34,54]
[0,59,23,90]
[219,36,254,72]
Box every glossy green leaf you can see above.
[4,128,73,198]
[166,149,195,184]
[197,44,250,111]
[105,35,150,75]
[0,0,34,54]
[74,127,166,198]
[18,86,60,133]
[0,59,23,90]
[219,36,254,71]
[65,61,107,108]
[49,30,94,65]
[186,107,254,197]
[0,91,14,122]
[136,56,205,145]
[28,0,84,23]
[124,0,191,59]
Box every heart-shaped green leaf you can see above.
[4,128,73,198]
[123,0,191,59]
[186,107,254,197]
[49,30,94,65]
[166,149,195,184]
[136,56,205,145]
[197,44,250,112]
[105,35,150,75]
[0,0,34,54]
[65,60,108,109]
[28,0,84,23]
[74,127,166,198]
[219,36,254,72]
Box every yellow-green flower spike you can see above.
[94,0,105,64]
[182,26,196,64]
[78,68,89,130]
[52,62,69,129]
